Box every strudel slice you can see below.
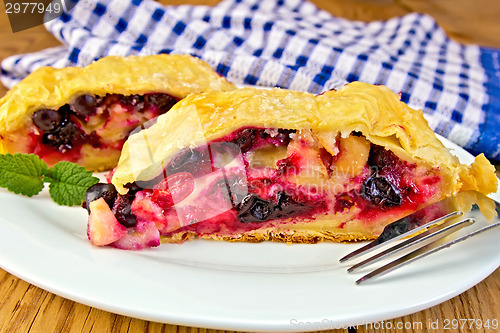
[85,83,498,249]
[0,54,235,171]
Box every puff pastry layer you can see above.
[0,54,235,171]
[86,83,497,249]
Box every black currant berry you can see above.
[237,194,274,223]
[32,109,64,132]
[84,183,118,213]
[71,94,99,117]
[145,93,179,112]
[112,194,137,228]
[362,173,402,206]
[232,129,257,153]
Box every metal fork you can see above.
[339,193,500,285]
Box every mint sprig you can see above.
[0,153,47,196]
[0,153,99,206]
[45,161,100,206]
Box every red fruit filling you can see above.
[86,127,446,249]
[26,93,179,167]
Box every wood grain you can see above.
[311,0,500,48]
[0,1,499,333]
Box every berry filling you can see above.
[25,93,178,168]
[85,127,446,249]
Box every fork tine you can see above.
[340,210,463,263]
[355,218,477,285]
[347,215,467,273]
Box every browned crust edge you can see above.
[160,229,377,244]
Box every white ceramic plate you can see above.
[0,137,499,332]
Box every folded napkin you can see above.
[2,0,499,161]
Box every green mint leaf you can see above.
[0,153,47,197]
[45,161,99,206]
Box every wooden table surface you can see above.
[0,1,499,332]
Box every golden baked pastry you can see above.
[84,83,498,249]
[0,54,235,171]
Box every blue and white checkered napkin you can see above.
[2,0,499,160]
